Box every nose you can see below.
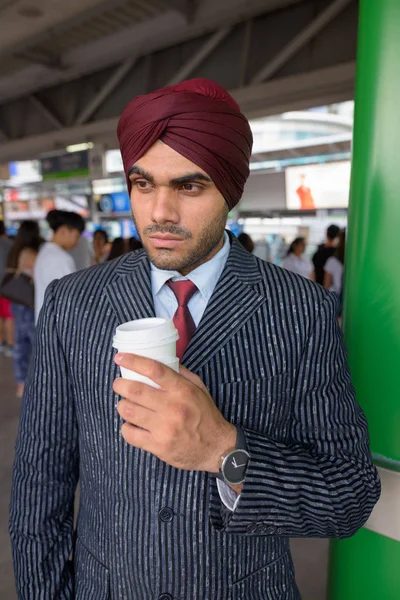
[150,187,180,224]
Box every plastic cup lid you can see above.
[113,317,179,348]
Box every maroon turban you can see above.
[117,78,253,210]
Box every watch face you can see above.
[222,449,250,485]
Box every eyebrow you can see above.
[128,165,212,185]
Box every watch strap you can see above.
[216,426,248,482]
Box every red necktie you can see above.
[166,279,198,360]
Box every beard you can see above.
[132,209,228,274]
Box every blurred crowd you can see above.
[1,213,344,398]
[0,210,142,398]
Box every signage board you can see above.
[41,151,89,180]
[285,161,351,210]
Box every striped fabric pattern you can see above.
[9,234,380,599]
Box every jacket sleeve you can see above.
[9,280,79,599]
[209,292,381,537]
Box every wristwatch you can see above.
[217,426,250,486]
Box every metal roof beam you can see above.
[75,58,136,126]
[166,26,232,85]
[29,95,64,129]
[251,0,353,84]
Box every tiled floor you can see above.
[0,352,328,599]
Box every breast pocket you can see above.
[74,537,110,600]
[217,374,293,441]
[230,551,299,600]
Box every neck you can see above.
[326,240,334,247]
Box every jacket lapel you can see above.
[104,239,266,373]
[104,250,155,323]
[183,237,266,372]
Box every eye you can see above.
[132,179,153,192]
[180,182,203,194]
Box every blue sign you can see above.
[99,192,130,214]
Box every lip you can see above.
[148,234,185,248]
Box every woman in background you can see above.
[7,221,43,397]
[93,229,110,264]
[324,229,346,296]
[282,237,314,279]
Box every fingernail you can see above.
[115,353,124,364]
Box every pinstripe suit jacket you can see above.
[10,235,380,600]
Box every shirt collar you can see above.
[150,231,231,301]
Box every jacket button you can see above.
[267,526,277,535]
[277,527,285,534]
[158,595,173,600]
[159,507,174,523]
[257,524,268,534]
[246,523,258,534]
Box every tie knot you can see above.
[167,279,198,307]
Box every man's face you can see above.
[61,227,81,250]
[129,141,228,275]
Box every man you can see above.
[0,220,13,355]
[10,79,380,599]
[34,209,85,322]
[313,224,340,285]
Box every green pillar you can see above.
[328,0,400,598]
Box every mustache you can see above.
[143,225,192,239]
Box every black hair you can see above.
[0,221,6,236]
[327,224,340,241]
[7,220,43,269]
[237,232,254,254]
[107,237,127,261]
[46,209,85,234]
[334,229,346,265]
[94,229,109,244]
[287,237,305,256]
[128,237,143,251]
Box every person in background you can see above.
[296,173,315,210]
[0,220,14,355]
[34,210,85,322]
[237,232,254,253]
[6,220,43,396]
[107,237,128,260]
[312,224,340,285]
[282,236,314,279]
[128,236,143,252]
[93,229,110,264]
[68,234,91,270]
[324,228,346,297]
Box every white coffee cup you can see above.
[113,318,179,388]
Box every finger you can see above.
[115,353,179,387]
[113,377,149,399]
[113,379,164,413]
[178,365,209,393]
[120,422,153,450]
[117,400,158,431]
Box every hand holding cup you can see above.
[113,353,236,474]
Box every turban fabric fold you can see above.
[117,78,253,210]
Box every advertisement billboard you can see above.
[285,161,351,210]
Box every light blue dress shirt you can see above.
[150,232,240,511]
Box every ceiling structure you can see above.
[0,0,358,162]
